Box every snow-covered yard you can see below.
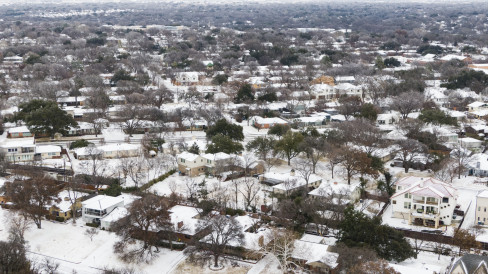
[0,208,185,274]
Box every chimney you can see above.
[419,177,424,188]
[290,169,295,176]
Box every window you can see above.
[392,200,396,204]
[485,207,486,212]
[181,159,185,163]
[404,193,411,199]
[479,206,481,211]
[443,197,449,203]
[404,202,411,209]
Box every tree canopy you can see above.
[13,99,78,138]
[338,206,414,262]
[206,119,244,141]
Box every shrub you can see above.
[55,217,66,222]
[86,222,99,228]
[70,139,91,150]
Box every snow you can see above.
[247,254,282,274]
[0,207,185,274]
[394,251,452,273]
[82,195,124,210]
[169,205,201,235]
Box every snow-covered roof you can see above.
[392,176,457,199]
[82,195,124,210]
[7,126,30,133]
[478,190,488,199]
[0,138,35,148]
[292,240,339,268]
[36,145,61,154]
[252,116,288,125]
[169,205,202,235]
[101,206,128,223]
[177,151,200,162]
[74,143,140,156]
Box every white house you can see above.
[390,176,457,228]
[0,138,36,162]
[262,171,323,195]
[459,137,483,153]
[73,143,141,160]
[475,190,488,226]
[81,195,125,225]
[100,207,128,230]
[175,72,200,86]
[35,145,62,160]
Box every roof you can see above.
[391,176,457,199]
[0,138,35,148]
[177,151,200,162]
[82,195,124,210]
[74,143,140,156]
[291,240,339,268]
[169,205,201,235]
[478,190,488,199]
[7,126,30,133]
[252,116,288,125]
[450,254,488,274]
[36,145,61,154]
[101,206,128,223]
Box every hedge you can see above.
[140,169,176,192]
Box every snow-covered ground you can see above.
[0,208,185,274]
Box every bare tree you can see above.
[395,139,428,173]
[84,227,99,242]
[299,136,328,173]
[118,156,146,188]
[293,157,314,187]
[188,215,245,268]
[390,91,424,119]
[8,215,31,245]
[451,144,470,179]
[326,146,343,179]
[434,158,457,184]
[112,194,171,263]
[262,229,304,272]
[6,175,59,229]
[239,177,261,210]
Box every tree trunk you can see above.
[214,254,219,267]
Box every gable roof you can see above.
[391,176,457,199]
[451,254,488,274]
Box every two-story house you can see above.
[390,176,457,228]
[475,190,488,225]
[81,195,125,225]
[0,138,36,162]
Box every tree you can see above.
[339,206,414,262]
[359,103,380,121]
[188,143,200,154]
[212,74,228,85]
[206,119,244,141]
[246,136,276,162]
[84,111,107,137]
[274,130,304,165]
[338,147,374,185]
[189,215,245,268]
[383,57,401,68]
[6,175,59,229]
[419,109,457,126]
[337,118,384,154]
[331,243,378,273]
[206,134,244,154]
[262,229,304,272]
[111,69,134,86]
[377,172,395,197]
[13,99,78,138]
[349,260,400,274]
[234,83,254,103]
[453,229,480,256]
[326,146,343,179]
[112,194,171,263]
[85,227,99,242]
[0,240,31,273]
[299,136,328,173]
[268,124,291,138]
[239,177,261,210]
[390,91,424,119]
[338,96,362,121]
[451,145,470,179]
[395,139,428,173]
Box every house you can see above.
[0,138,36,162]
[177,151,206,177]
[475,190,488,225]
[468,101,488,112]
[73,143,141,160]
[252,116,288,129]
[81,195,125,225]
[100,207,128,230]
[174,71,200,86]
[377,113,398,125]
[450,254,488,274]
[291,240,339,273]
[166,205,206,242]
[293,115,329,128]
[335,75,355,84]
[308,181,358,213]
[390,176,458,228]
[48,190,88,221]
[459,137,483,153]
[467,153,488,177]
[7,126,33,138]
[57,96,86,107]
[262,171,323,195]
[35,145,62,160]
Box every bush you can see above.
[139,169,176,192]
[225,208,245,216]
[55,217,66,222]
[86,222,99,228]
[103,184,122,197]
[70,139,91,150]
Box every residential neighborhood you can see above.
[1,1,488,273]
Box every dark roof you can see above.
[451,254,488,274]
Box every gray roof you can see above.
[451,254,488,274]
